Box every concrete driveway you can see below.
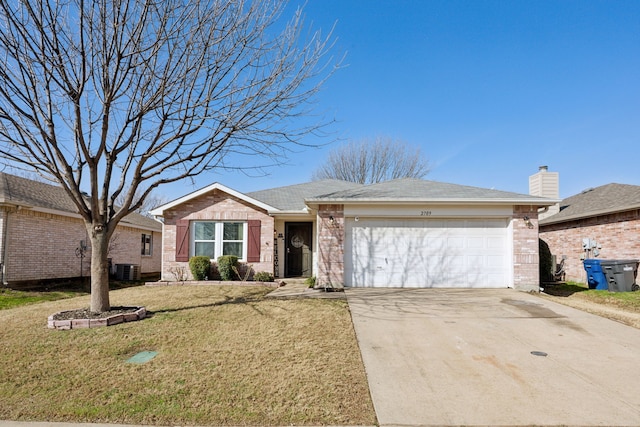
[346,288,640,426]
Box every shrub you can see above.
[253,271,274,282]
[189,256,211,281]
[217,255,238,281]
[233,263,254,281]
[304,276,316,288]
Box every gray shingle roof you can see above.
[0,172,78,212]
[247,179,363,211]
[0,172,161,231]
[305,178,555,204]
[540,183,640,225]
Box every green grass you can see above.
[0,278,154,311]
[0,288,86,310]
[543,281,640,312]
[0,285,376,426]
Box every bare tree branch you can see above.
[312,136,430,184]
[0,0,339,311]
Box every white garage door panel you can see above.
[346,219,510,288]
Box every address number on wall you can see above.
[420,210,432,216]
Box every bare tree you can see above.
[0,0,338,312]
[115,190,168,217]
[312,137,430,184]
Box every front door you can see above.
[285,222,312,277]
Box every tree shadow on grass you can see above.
[146,291,268,317]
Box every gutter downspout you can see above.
[538,206,549,215]
[1,208,9,286]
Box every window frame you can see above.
[190,221,248,261]
[141,233,153,256]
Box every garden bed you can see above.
[48,306,146,330]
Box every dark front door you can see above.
[285,222,312,277]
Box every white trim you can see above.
[307,197,560,206]
[149,182,277,216]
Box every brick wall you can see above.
[512,206,540,291]
[1,207,160,284]
[108,227,161,276]
[161,189,274,281]
[540,209,640,283]
[316,204,344,288]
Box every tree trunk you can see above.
[89,229,111,312]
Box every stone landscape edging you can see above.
[48,306,146,330]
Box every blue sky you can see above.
[161,0,639,201]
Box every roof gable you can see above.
[149,182,277,215]
[540,183,640,225]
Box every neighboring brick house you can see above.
[150,178,556,291]
[539,183,640,283]
[0,173,162,287]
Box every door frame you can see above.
[284,222,313,278]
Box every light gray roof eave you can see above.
[268,209,314,216]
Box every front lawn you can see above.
[0,288,86,310]
[543,281,640,312]
[0,285,376,426]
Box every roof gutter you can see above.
[305,198,560,207]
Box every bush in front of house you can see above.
[189,256,211,281]
[304,276,316,288]
[233,262,254,281]
[253,271,274,282]
[217,255,238,281]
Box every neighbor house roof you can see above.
[540,183,640,226]
[305,178,558,205]
[0,173,161,231]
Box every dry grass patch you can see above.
[0,285,376,426]
[541,282,640,328]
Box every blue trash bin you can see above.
[583,259,608,290]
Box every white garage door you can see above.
[344,218,510,288]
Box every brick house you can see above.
[0,173,162,287]
[538,182,640,283]
[150,178,556,291]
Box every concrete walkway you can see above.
[266,280,346,299]
[346,287,640,427]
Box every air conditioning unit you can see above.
[115,264,141,281]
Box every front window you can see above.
[192,221,246,260]
[222,222,244,258]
